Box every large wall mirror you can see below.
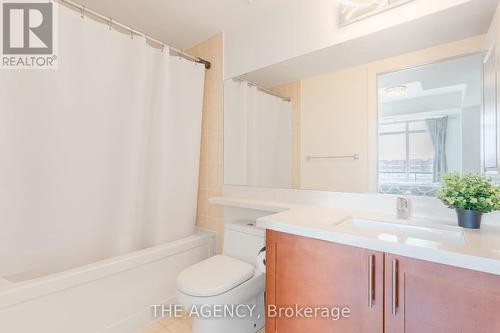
[224,45,499,197]
[377,54,483,196]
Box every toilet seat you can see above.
[177,255,255,297]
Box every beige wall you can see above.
[186,34,225,253]
[299,35,484,193]
[270,81,302,188]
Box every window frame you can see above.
[378,119,434,183]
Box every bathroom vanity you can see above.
[266,230,500,333]
[210,197,500,333]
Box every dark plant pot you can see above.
[455,209,483,229]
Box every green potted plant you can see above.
[437,173,500,229]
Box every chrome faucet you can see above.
[397,197,411,219]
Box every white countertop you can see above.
[210,196,500,276]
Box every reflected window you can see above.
[379,120,434,185]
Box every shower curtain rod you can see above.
[233,78,291,102]
[56,0,211,69]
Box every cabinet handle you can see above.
[392,259,398,316]
[368,255,374,308]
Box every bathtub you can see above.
[0,229,215,333]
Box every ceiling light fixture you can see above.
[339,0,413,26]
[385,85,407,97]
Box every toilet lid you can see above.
[177,255,255,297]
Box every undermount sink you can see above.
[336,218,467,246]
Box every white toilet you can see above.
[176,220,266,333]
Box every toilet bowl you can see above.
[176,221,265,333]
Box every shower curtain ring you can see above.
[108,18,113,30]
[130,29,134,39]
[80,6,85,18]
[161,44,165,53]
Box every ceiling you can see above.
[379,53,482,118]
[76,0,288,50]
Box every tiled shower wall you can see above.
[186,34,225,253]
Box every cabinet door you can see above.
[385,253,500,333]
[266,231,383,333]
[483,47,499,174]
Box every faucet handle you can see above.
[397,197,411,219]
[397,197,408,208]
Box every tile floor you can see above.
[137,314,265,333]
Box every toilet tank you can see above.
[223,220,265,267]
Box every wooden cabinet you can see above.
[266,230,500,333]
[385,253,500,333]
[266,230,384,333]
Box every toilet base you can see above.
[191,294,264,333]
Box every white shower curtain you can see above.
[0,5,205,278]
[224,80,292,188]
[224,80,249,185]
